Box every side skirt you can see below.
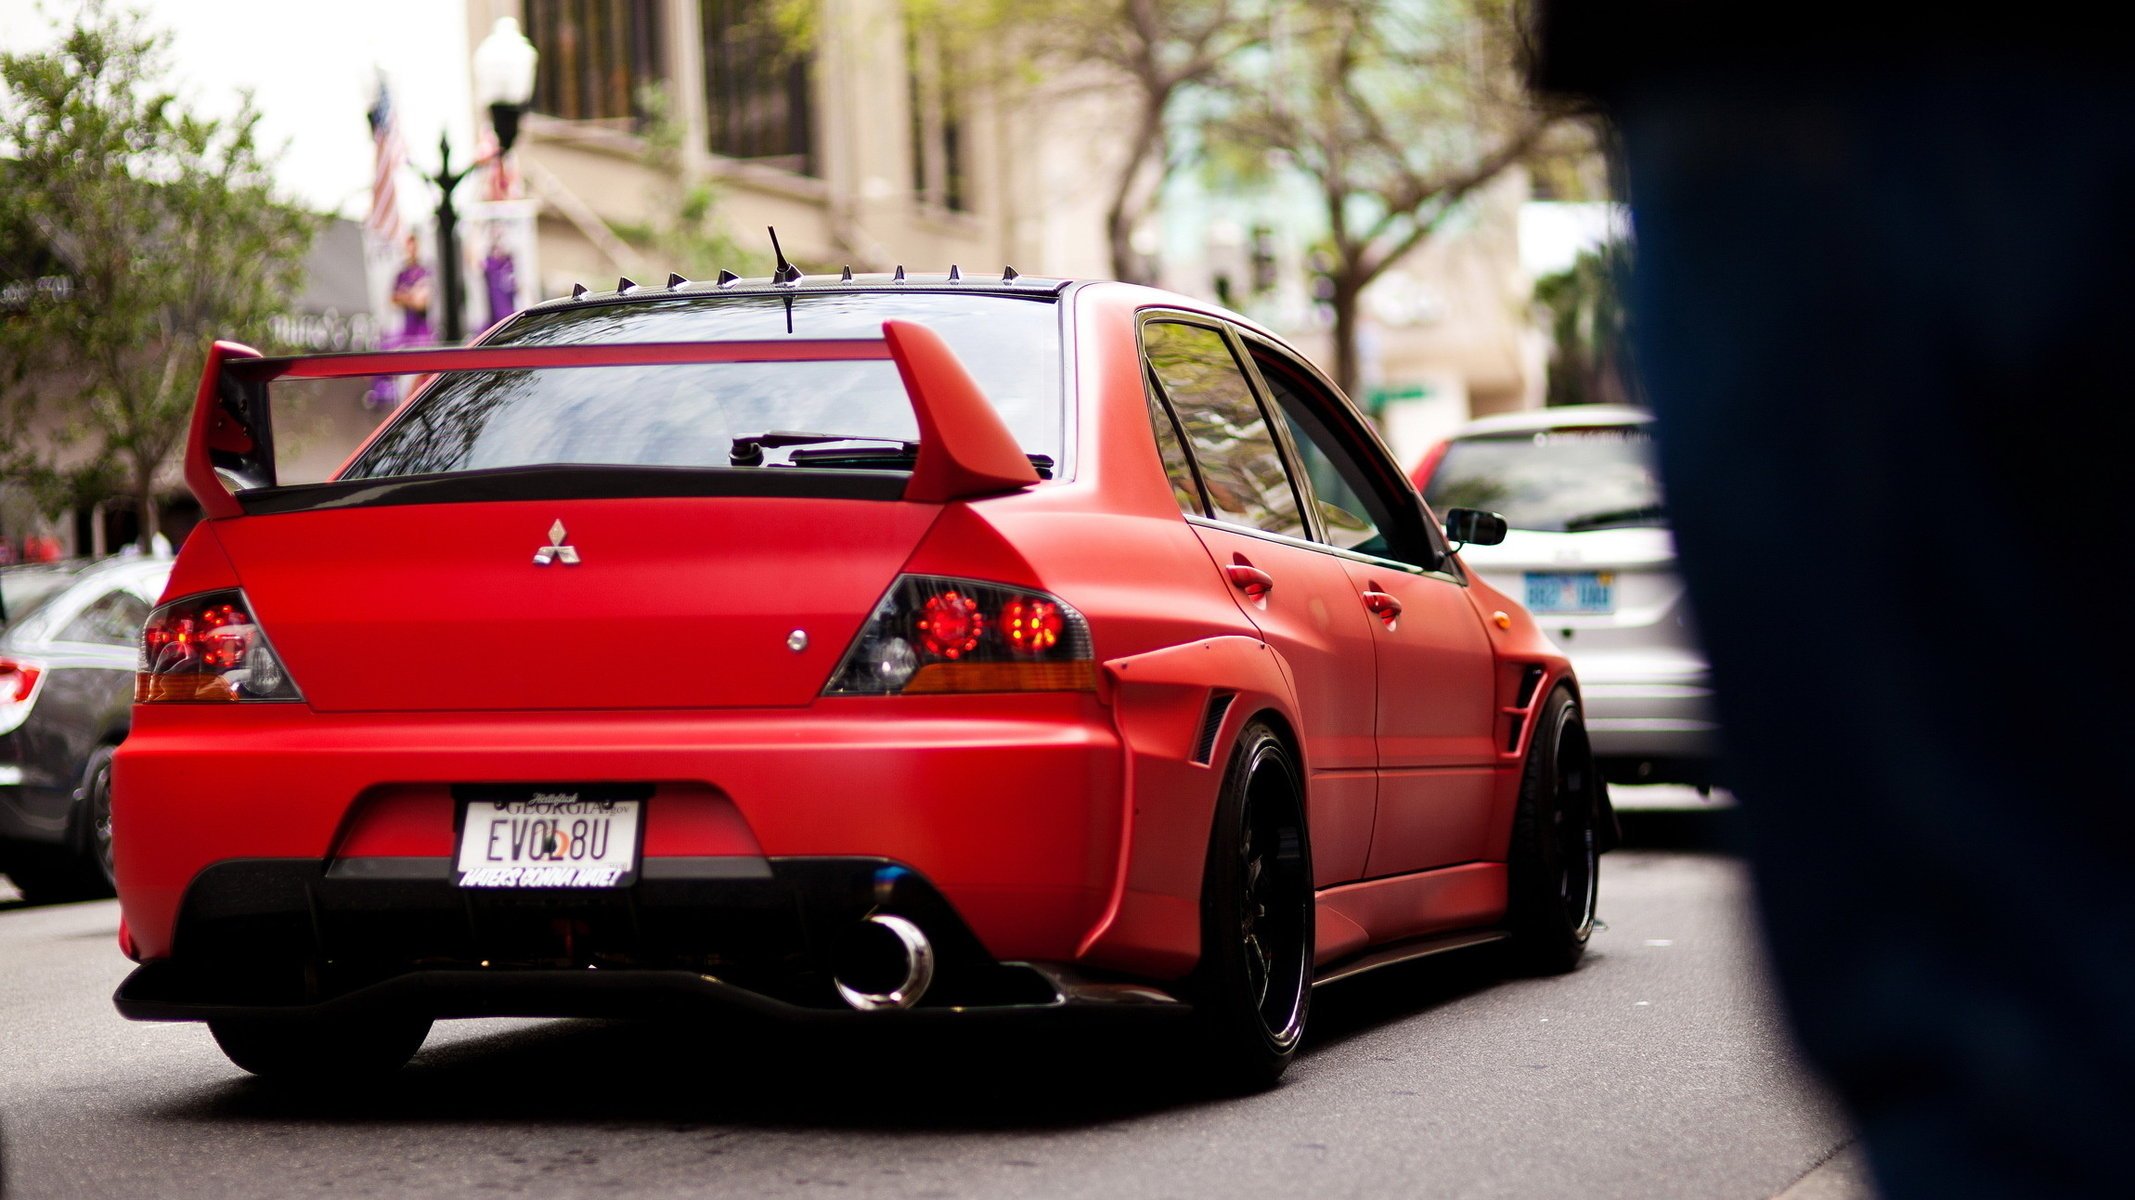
[1311,929,1508,989]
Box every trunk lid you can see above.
[216,497,937,712]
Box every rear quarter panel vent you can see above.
[1191,692,1237,765]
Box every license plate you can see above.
[455,791,642,888]
[1525,571,1616,615]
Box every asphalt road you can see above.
[0,829,1863,1200]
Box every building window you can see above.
[701,0,816,176]
[527,0,666,124]
[906,25,966,212]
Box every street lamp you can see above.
[430,18,538,343]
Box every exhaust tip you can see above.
[832,913,935,1011]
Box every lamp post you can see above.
[429,18,538,343]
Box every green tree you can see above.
[607,82,762,279]
[1535,240,1637,408]
[0,1,313,550]
[1208,0,1558,396]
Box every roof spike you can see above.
[716,269,739,287]
[617,276,637,292]
[893,265,907,283]
[667,271,689,288]
[1002,266,1019,283]
[947,264,962,282]
[570,282,588,299]
[841,265,854,283]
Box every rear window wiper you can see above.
[729,431,1055,479]
[729,431,914,467]
[1561,504,1668,532]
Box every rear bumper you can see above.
[1577,672,1720,762]
[113,696,1127,970]
[112,855,1185,1023]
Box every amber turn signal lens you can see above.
[134,673,240,703]
[900,661,1098,694]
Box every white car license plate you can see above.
[455,793,642,888]
[1525,571,1616,615]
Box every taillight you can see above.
[1,656,46,734]
[136,589,302,703]
[824,575,1095,695]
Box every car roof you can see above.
[510,270,1076,320]
[1449,404,1653,439]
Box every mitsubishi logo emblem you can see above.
[532,520,581,566]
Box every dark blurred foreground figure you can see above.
[1531,9,2135,1196]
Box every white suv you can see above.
[1417,405,1718,789]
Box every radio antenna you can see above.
[767,226,800,285]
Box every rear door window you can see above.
[57,590,151,646]
[1246,344,1442,570]
[1140,320,1305,540]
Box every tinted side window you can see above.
[1142,374,1206,516]
[1142,321,1304,539]
[1251,347,1441,570]
[58,590,150,646]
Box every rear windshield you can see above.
[340,293,1063,482]
[1423,424,1664,533]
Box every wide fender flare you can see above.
[1076,635,1301,979]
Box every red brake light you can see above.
[1001,599,1063,655]
[1,659,41,704]
[825,576,1094,696]
[137,589,302,703]
[916,591,986,660]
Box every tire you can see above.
[208,1015,433,1082]
[1191,721,1314,1091]
[75,745,118,894]
[1506,687,1601,974]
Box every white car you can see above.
[1416,405,1718,788]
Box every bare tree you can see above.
[913,0,1262,283]
[1212,0,1556,395]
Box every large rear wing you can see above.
[185,319,1041,519]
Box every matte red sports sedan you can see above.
[113,271,1609,1087]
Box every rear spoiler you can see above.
[184,319,1040,519]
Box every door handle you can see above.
[1361,587,1402,628]
[1225,563,1275,606]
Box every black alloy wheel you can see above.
[1193,720,1313,1090]
[81,745,117,891]
[1507,687,1601,974]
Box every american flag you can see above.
[364,75,406,245]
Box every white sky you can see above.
[1,0,475,220]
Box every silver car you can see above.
[1417,405,1718,788]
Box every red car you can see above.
[112,272,1609,1087]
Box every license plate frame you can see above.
[1525,571,1617,615]
[453,785,647,889]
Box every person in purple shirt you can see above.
[367,235,434,409]
[482,233,517,331]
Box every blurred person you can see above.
[1530,10,2134,1197]
[367,234,435,409]
[482,232,517,331]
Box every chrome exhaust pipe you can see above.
[832,913,935,1011]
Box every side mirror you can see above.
[1444,507,1508,548]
